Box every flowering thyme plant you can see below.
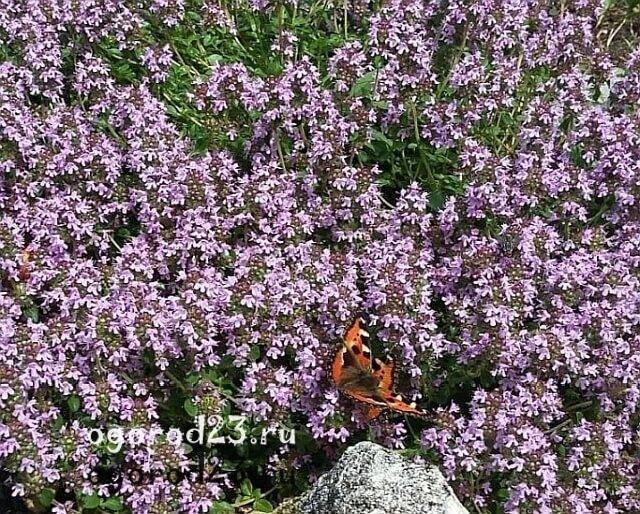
[1,0,640,513]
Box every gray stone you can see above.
[297,441,469,514]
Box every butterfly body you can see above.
[334,365,378,391]
[332,317,428,420]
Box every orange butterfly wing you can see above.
[374,357,428,418]
[363,357,395,420]
[372,356,394,390]
[379,390,429,418]
[332,317,372,384]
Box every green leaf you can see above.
[23,306,39,322]
[370,129,393,147]
[350,70,376,98]
[38,488,56,507]
[113,63,136,83]
[81,494,101,509]
[221,459,237,471]
[496,487,510,501]
[428,190,444,210]
[253,499,274,512]
[240,478,253,496]
[249,345,260,361]
[184,398,198,417]
[102,497,123,511]
[67,395,81,412]
[166,104,180,117]
[209,500,235,514]
[186,10,202,23]
[207,54,224,65]
[186,373,201,385]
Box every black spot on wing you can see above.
[342,348,356,367]
[352,346,361,355]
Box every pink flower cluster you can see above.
[1,0,639,512]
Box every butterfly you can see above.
[331,317,428,420]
